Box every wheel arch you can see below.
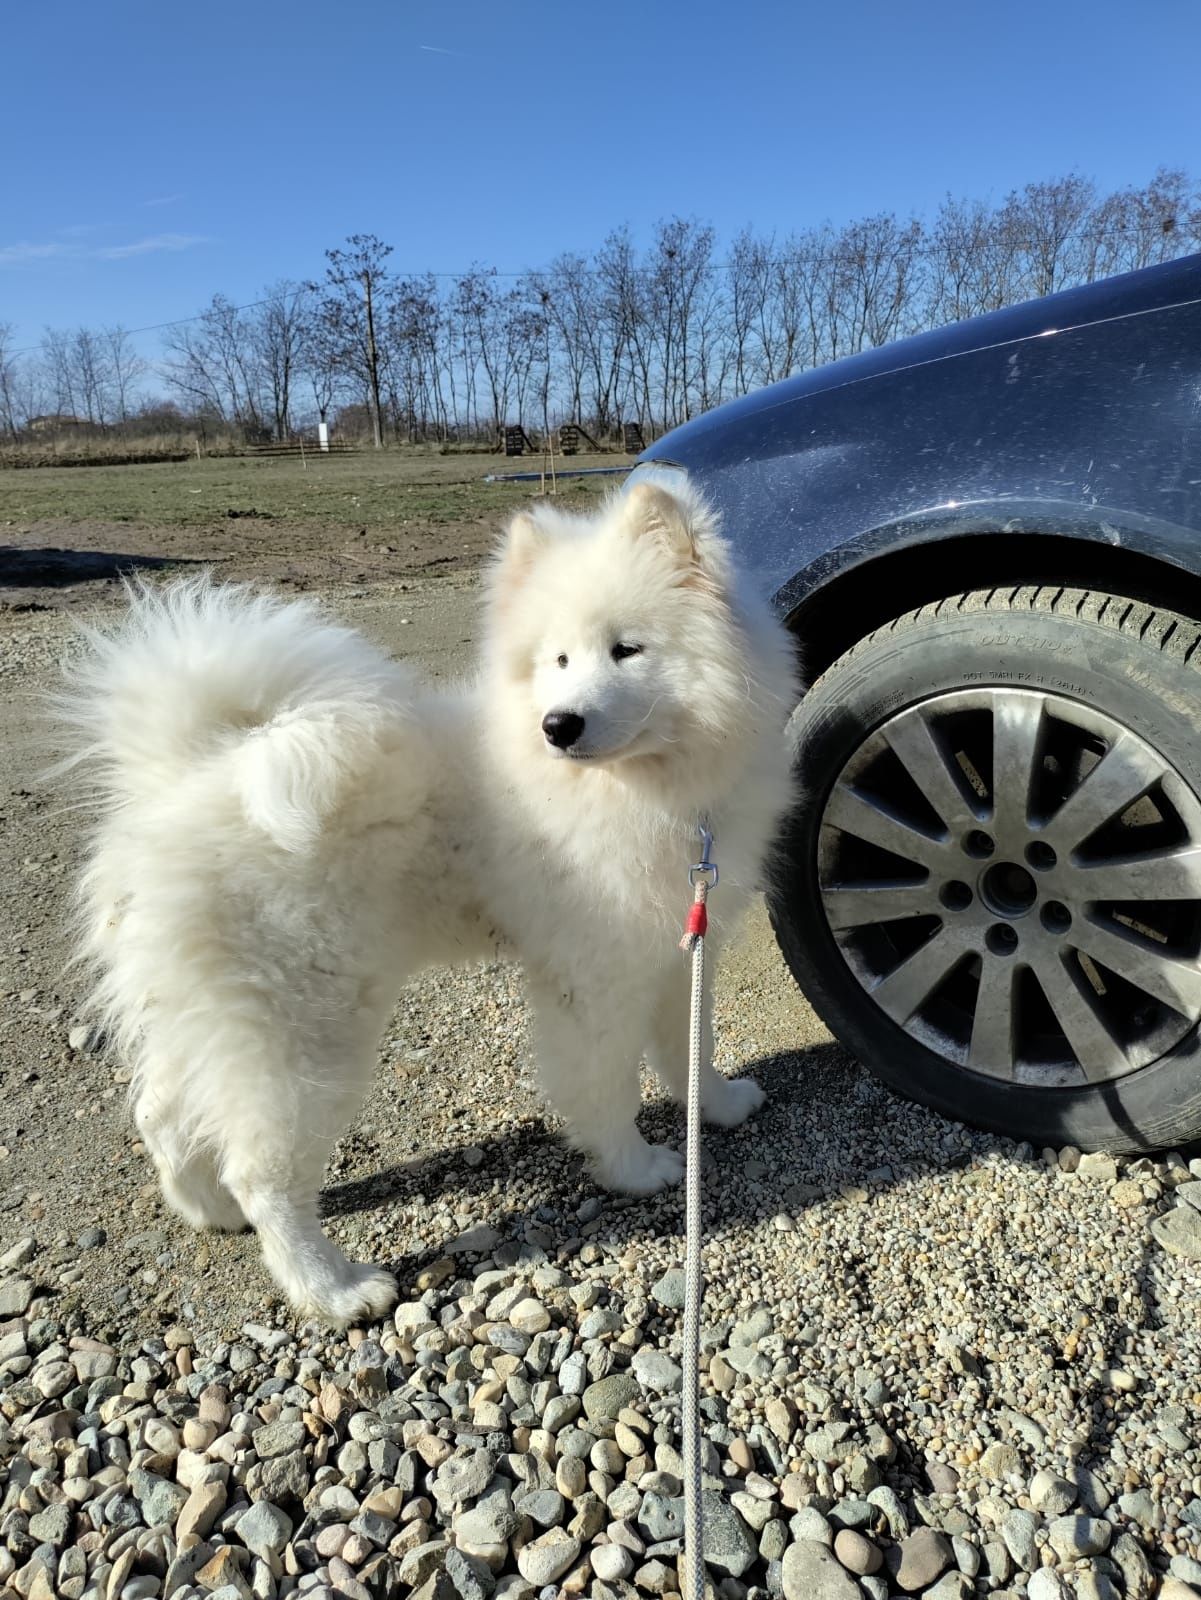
[783,525,1201,687]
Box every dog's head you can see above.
[484,475,766,769]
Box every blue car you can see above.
[638,253,1201,1152]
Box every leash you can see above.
[678,820,717,1600]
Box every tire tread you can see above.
[819,585,1201,690]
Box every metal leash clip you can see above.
[688,820,718,888]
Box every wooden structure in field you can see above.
[557,422,601,456]
[622,421,646,454]
[504,425,538,457]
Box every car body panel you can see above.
[636,254,1201,619]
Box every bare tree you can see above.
[162,295,263,433]
[322,235,393,448]
[0,324,22,439]
[103,326,146,423]
[997,174,1097,298]
[249,282,310,439]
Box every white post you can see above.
[318,421,330,453]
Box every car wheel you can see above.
[768,585,1201,1152]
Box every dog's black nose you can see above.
[542,711,585,749]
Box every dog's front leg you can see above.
[527,970,684,1195]
[645,964,766,1128]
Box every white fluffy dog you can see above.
[58,477,798,1322]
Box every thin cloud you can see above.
[92,233,208,261]
[142,193,184,208]
[59,222,108,239]
[0,240,65,266]
[419,43,459,54]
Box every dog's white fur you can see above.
[57,478,798,1322]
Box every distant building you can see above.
[27,414,85,433]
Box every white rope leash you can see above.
[678,823,717,1600]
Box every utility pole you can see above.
[363,270,383,450]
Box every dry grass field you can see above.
[0,447,625,606]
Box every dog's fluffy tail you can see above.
[54,575,419,851]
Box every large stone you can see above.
[887,1528,954,1593]
[129,1467,188,1527]
[1028,1572,1073,1600]
[177,1480,227,1540]
[1029,1470,1077,1515]
[632,1350,683,1394]
[1152,1205,1201,1261]
[1111,1531,1155,1600]
[583,1374,640,1422]
[0,1278,34,1317]
[252,1419,305,1459]
[1000,1508,1040,1571]
[1046,1514,1111,1560]
[27,1503,74,1546]
[259,1448,308,1502]
[444,1547,496,1600]
[237,1499,293,1562]
[699,1490,758,1578]
[782,1539,863,1600]
[515,1529,581,1586]
[398,1544,449,1589]
[436,1449,496,1505]
[833,1529,882,1575]
[651,1269,685,1310]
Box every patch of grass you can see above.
[0,450,627,533]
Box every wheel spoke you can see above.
[1074,843,1201,902]
[967,957,1018,1078]
[1031,950,1125,1081]
[883,713,980,834]
[1044,732,1163,851]
[823,782,947,870]
[823,880,934,931]
[990,691,1045,836]
[1070,919,1201,1016]
[870,928,969,1024]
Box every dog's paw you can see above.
[304,1263,399,1327]
[595,1139,685,1196]
[704,1075,766,1129]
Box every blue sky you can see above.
[4,0,1199,354]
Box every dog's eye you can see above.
[611,642,642,662]
[556,653,569,669]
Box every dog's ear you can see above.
[622,481,698,562]
[494,510,551,587]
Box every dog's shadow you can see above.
[320,1041,994,1272]
[0,547,203,590]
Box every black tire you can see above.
[768,585,1201,1152]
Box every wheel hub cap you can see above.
[817,687,1201,1087]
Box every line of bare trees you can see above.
[2,169,1199,447]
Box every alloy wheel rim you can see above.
[817,687,1201,1087]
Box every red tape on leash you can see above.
[684,899,708,940]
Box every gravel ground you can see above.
[3,560,1201,1600]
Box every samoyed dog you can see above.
[58,476,798,1322]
